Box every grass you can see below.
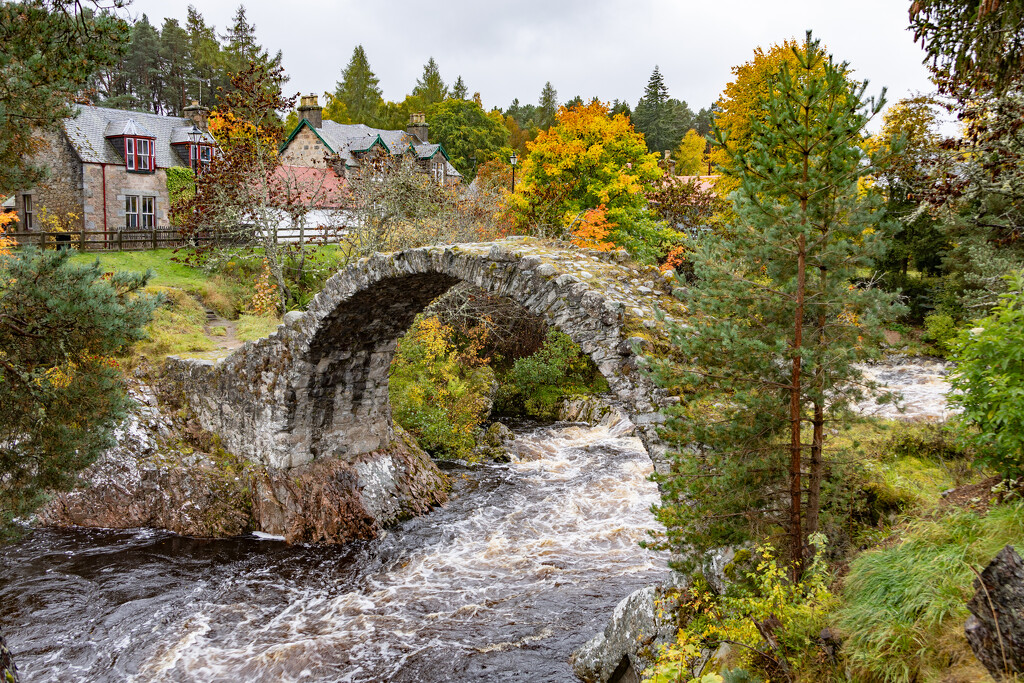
[133,286,214,361]
[236,314,280,342]
[837,499,1024,683]
[69,249,210,290]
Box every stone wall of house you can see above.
[82,163,172,234]
[280,126,331,167]
[14,128,83,232]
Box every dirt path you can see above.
[203,309,243,354]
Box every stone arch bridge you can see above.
[164,238,684,476]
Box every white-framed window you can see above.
[124,137,155,172]
[137,138,151,170]
[189,143,213,171]
[22,194,33,230]
[141,196,155,228]
[125,195,139,228]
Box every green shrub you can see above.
[493,328,608,419]
[950,270,1024,476]
[390,315,494,459]
[922,313,957,356]
[837,501,1024,682]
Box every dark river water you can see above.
[0,420,667,682]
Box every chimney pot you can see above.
[297,93,323,129]
[407,111,429,143]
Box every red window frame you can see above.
[124,136,156,172]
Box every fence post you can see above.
[117,229,123,252]
[80,225,87,252]
[152,227,157,250]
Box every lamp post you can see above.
[509,152,518,190]
[187,124,203,170]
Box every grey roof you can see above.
[64,105,215,167]
[303,120,461,178]
[103,118,155,138]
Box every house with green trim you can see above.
[280,95,462,186]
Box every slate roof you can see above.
[287,119,462,178]
[64,105,216,168]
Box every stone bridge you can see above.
[164,237,685,474]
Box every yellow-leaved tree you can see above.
[674,128,709,177]
[711,39,833,193]
[501,101,665,260]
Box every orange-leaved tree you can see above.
[501,101,664,259]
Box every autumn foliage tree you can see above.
[501,101,664,259]
[176,62,344,312]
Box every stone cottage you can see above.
[280,95,462,186]
[12,102,216,237]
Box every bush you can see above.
[922,313,958,356]
[493,328,607,419]
[389,315,494,459]
[949,270,1024,476]
[645,539,837,682]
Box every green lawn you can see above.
[69,249,210,290]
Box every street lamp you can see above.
[187,124,203,170]
[509,152,518,190]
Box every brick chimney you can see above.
[183,100,210,132]
[664,149,676,175]
[407,112,428,143]
[298,94,323,129]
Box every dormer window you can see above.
[125,136,155,173]
[188,143,213,171]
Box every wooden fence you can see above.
[4,226,346,252]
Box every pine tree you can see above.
[333,45,382,125]
[185,6,221,107]
[125,15,162,112]
[159,18,191,115]
[0,249,158,530]
[0,0,130,194]
[633,66,693,153]
[413,56,448,105]
[651,33,899,578]
[451,75,468,100]
[537,81,558,128]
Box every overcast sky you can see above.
[129,0,936,126]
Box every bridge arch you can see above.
[165,238,678,472]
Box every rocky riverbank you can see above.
[38,377,449,544]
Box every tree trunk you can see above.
[806,266,827,547]
[789,231,806,580]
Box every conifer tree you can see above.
[332,45,382,125]
[651,33,899,578]
[633,66,693,154]
[451,75,468,100]
[159,18,191,114]
[0,249,158,529]
[537,81,558,129]
[413,56,448,105]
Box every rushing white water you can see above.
[0,419,667,682]
[854,357,955,421]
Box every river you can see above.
[0,420,667,682]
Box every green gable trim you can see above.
[280,119,336,154]
[350,134,388,155]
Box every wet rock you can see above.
[39,382,448,545]
[571,586,675,682]
[1,626,20,683]
[965,545,1024,679]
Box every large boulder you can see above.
[965,545,1024,679]
[571,586,676,682]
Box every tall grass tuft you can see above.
[837,500,1024,682]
